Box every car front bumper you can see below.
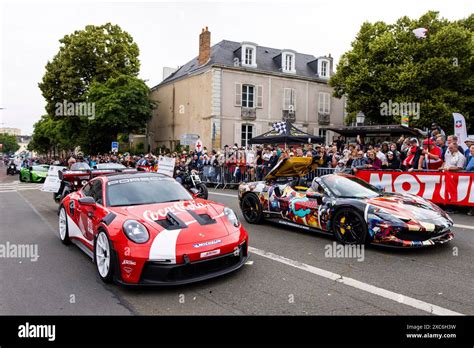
[115,241,249,286]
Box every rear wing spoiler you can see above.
[58,168,138,181]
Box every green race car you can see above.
[20,164,50,183]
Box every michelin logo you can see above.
[193,239,221,248]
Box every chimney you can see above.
[198,27,211,65]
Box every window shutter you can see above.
[256,85,263,108]
[235,83,242,106]
[283,88,291,110]
[326,94,331,113]
[234,122,241,146]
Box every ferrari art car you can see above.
[19,164,50,183]
[58,172,249,285]
[238,157,454,248]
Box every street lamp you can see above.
[356,111,365,126]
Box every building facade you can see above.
[147,28,346,151]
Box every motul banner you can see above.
[356,170,474,207]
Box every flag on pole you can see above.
[453,113,468,151]
[272,121,287,135]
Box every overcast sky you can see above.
[0,0,472,134]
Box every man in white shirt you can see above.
[443,143,466,171]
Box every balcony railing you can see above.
[318,112,330,125]
[282,110,296,122]
[241,107,256,120]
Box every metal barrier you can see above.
[199,165,351,190]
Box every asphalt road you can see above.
[0,163,473,315]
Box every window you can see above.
[242,84,255,108]
[235,83,262,108]
[321,61,328,77]
[318,59,330,78]
[241,43,257,68]
[245,47,253,65]
[241,124,253,147]
[89,180,102,204]
[283,88,296,111]
[282,51,296,73]
[319,128,327,139]
[318,92,330,114]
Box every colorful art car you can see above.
[238,157,454,247]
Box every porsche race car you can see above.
[238,157,454,248]
[59,172,249,285]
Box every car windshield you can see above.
[106,176,192,207]
[321,175,381,199]
[32,165,48,172]
[71,162,90,170]
[96,163,126,169]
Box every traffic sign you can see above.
[111,141,119,152]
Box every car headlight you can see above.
[224,207,240,228]
[123,220,149,244]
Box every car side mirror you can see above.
[306,191,324,204]
[78,197,96,206]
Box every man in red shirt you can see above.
[418,138,443,170]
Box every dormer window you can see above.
[281,51,296,74]
[318,58,330,78]
[241,42,257,68]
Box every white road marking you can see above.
[453,224,474,230]
[0,181,43,193]
[209,191,237,198]
[249,246,463,316]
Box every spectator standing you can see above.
[443,143,466,171]
[419,138,443,170]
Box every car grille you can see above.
[140,241,247,284]
[396,226,450,241]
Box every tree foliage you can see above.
[0,133,20,153]
[330,11,474,131]
[32,23,153,155]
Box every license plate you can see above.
[200,249,220,258]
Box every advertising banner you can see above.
[356,170,474,207]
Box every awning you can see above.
[249,120,324,145]
[326,125,422,137]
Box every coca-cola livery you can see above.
[58,172,248,285]
[238,157,454,247]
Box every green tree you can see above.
[330,11,474,131]
[37,23,141,148]
[81,74,155,153]
[0,133,20,153]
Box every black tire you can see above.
[94,230,115,283]
[241,193,264,224]
[58,206,71,245]
[196,183,208,199]
[332,208,368,245]
[29,172,33,183]
[19,173,25,182]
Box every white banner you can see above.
[453,113,468,151]
[156,156,175,177]
[41,165,66,192]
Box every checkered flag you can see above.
[272,121,287,134]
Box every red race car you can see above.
[58,172,249,286]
